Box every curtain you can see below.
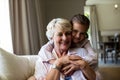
[9,0,47,55]
[89,5,100,51]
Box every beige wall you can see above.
[86,0,120,43]
[96,3,120,36]
[44,0,85,25]
[86,0,120,37]
[97,4,120,30]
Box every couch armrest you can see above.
[0,48,39,80]
[18,55,39,75]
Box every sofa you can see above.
[0,48,39,80]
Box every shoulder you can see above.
[83,39,92,47]
[42,40,54,50]
[37,41,55,61]
[38,40,54,54]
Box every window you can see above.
[84,6,91,41]
[0,0,13,53]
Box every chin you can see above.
[61,47,69,51]
[73,40,79,44]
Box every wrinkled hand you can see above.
[69,55,87,70]
[69,55,83,61]
[60,55,82,76]
[61,63,80,76]
[57,55,70,65]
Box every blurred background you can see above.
[0,0,120,80]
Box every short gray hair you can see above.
[46,18,72,40]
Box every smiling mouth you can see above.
[61,43,68,46]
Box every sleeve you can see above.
[34,41,54,80]
[83,40,98,70]
[34,58,51,80]
[38,40,55,62]
[38,40,54,55]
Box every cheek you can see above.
[72,33,76,37]
[82,35,86,39]
[69,36,72,42]
[80,36,85,41]
[53,37,61,45]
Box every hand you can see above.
[53,55,71,70]
[57,55,70,65]
[48,59,56,64]
[69,55,87,70]
[61,63,79,76]
[69,55,83,61]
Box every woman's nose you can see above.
[62,34,67,40]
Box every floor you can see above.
[98,57,120,67]
[98,67,120,80]
[98,53,120,80]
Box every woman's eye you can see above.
[57,33,63,36]
[65,32,71,36]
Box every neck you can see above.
[54,48,67,57]
[71,41,81,48]
[71,39,88,48]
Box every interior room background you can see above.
[0,0,120,55]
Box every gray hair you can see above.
[46,18,72,40]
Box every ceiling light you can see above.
[114,4,118,9]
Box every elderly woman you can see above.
[34,18,96,80]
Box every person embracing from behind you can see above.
[34,18,96,80]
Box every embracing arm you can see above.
[84,40,97,62]
[81,61,96,80]
[45,55,70,80]
[69,55,96,80]
[45,60,62,80]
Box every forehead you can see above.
[54,25,71,31]
[54,28,71,33]
[73,22,88,32]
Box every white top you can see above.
[34,40,99,80]
[34,47,88,80]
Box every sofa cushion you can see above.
[0,48,38,80]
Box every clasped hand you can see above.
[49,55,87,76]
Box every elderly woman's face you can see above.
[53,28,72,52]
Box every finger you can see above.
[48,59,56,64]
[70,55,82,59]
[70,60,87,69]
[69,55,82,60]
[62,64,71,71]
[68,71,74,76]
[70,60,82,65]
[64,67,74,75]
[65,71,74,76]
